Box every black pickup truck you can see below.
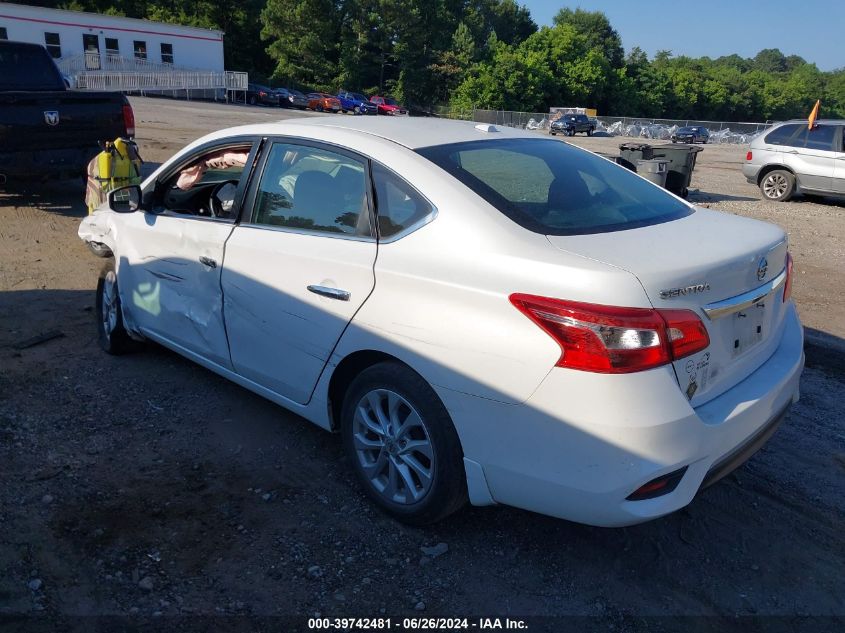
[0,40,133,185]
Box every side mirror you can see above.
[108,185,142,213]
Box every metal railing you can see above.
[74,71,247,92]
[57,53,248,96]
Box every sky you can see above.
[522,0,843,71]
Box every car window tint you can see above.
[253,143,371,237]
[456,148,553,203]
[764,124,801,146]
[418,138,692,236]
[371,162,433,238]
[804,125,836,151]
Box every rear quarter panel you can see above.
[311,135,653,405]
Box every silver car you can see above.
[743,119,845,201]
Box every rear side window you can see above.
[764,124,801,146]
[803,125,836,151]
[417,138,692,236]
[371,163,433,238]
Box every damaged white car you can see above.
[79,118,803,526]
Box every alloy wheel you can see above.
[101,270,118,339]
[763,173,788,199]
[352,389,435,505]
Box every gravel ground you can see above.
[0,98,843,631]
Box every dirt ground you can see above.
[1,97,843,631]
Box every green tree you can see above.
[261,0,339,89]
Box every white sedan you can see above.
[79,118,804,526]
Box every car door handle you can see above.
[307,285,350,301]
[199,256,217,268]
[785,150,799,154]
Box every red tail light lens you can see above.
[746,151,753,161]
[510,295,710,374]
[783,252,793,302]
[122,103,135,137]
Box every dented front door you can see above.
[117,212,235,369]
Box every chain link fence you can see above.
[434,107,774,144]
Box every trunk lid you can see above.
[546,208,790,406]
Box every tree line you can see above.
[30,1,845,120]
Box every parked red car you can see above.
[307,92,341,113]
[369,95,407,116]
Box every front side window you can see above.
[418,138,692,236]
[371,163,433,238]
[133,40,146,60]
[764,124,801,146]
[158,144,253,219]
[160,43,173,64]
[252,143,371,237]
[105,37,119,55]
[44,32,61,58]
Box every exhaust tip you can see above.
[0,174,7,186]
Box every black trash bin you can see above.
[617,142,653,172]
[617,142,702,198]
[649,144,703,197]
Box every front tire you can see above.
[87,241,113,258]
[341,362,467,525]
[760,169,795,202]
[96,260,138,355]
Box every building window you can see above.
[105,37,119,56]
[133,40,147,60]
[0,27,8,40]
[44,32,61,58]
[160,43,173,64]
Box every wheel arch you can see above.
[327,349,412,431]
[757,163,795,186]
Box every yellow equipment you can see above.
[85,137,143,214]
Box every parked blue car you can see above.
[337,90,377,115]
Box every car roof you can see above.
[779,119,842,125]
[210,118,537,150]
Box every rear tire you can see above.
[759,169,795,202]
[587,127,593,136]
[341,362,467,525]
[96,260,139,355]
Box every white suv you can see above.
[743,120,845,201]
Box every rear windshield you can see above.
[417,138,693,236]
[0,43,65,91]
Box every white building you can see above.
[0,2,224,72]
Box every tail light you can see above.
[510,294,710,374]
[122,103,135,137]
[746,151,752,161]
[783,252,793,302]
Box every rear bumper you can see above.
[445,303,804,526]
[0,146,97,179]
[742,163,761,184]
